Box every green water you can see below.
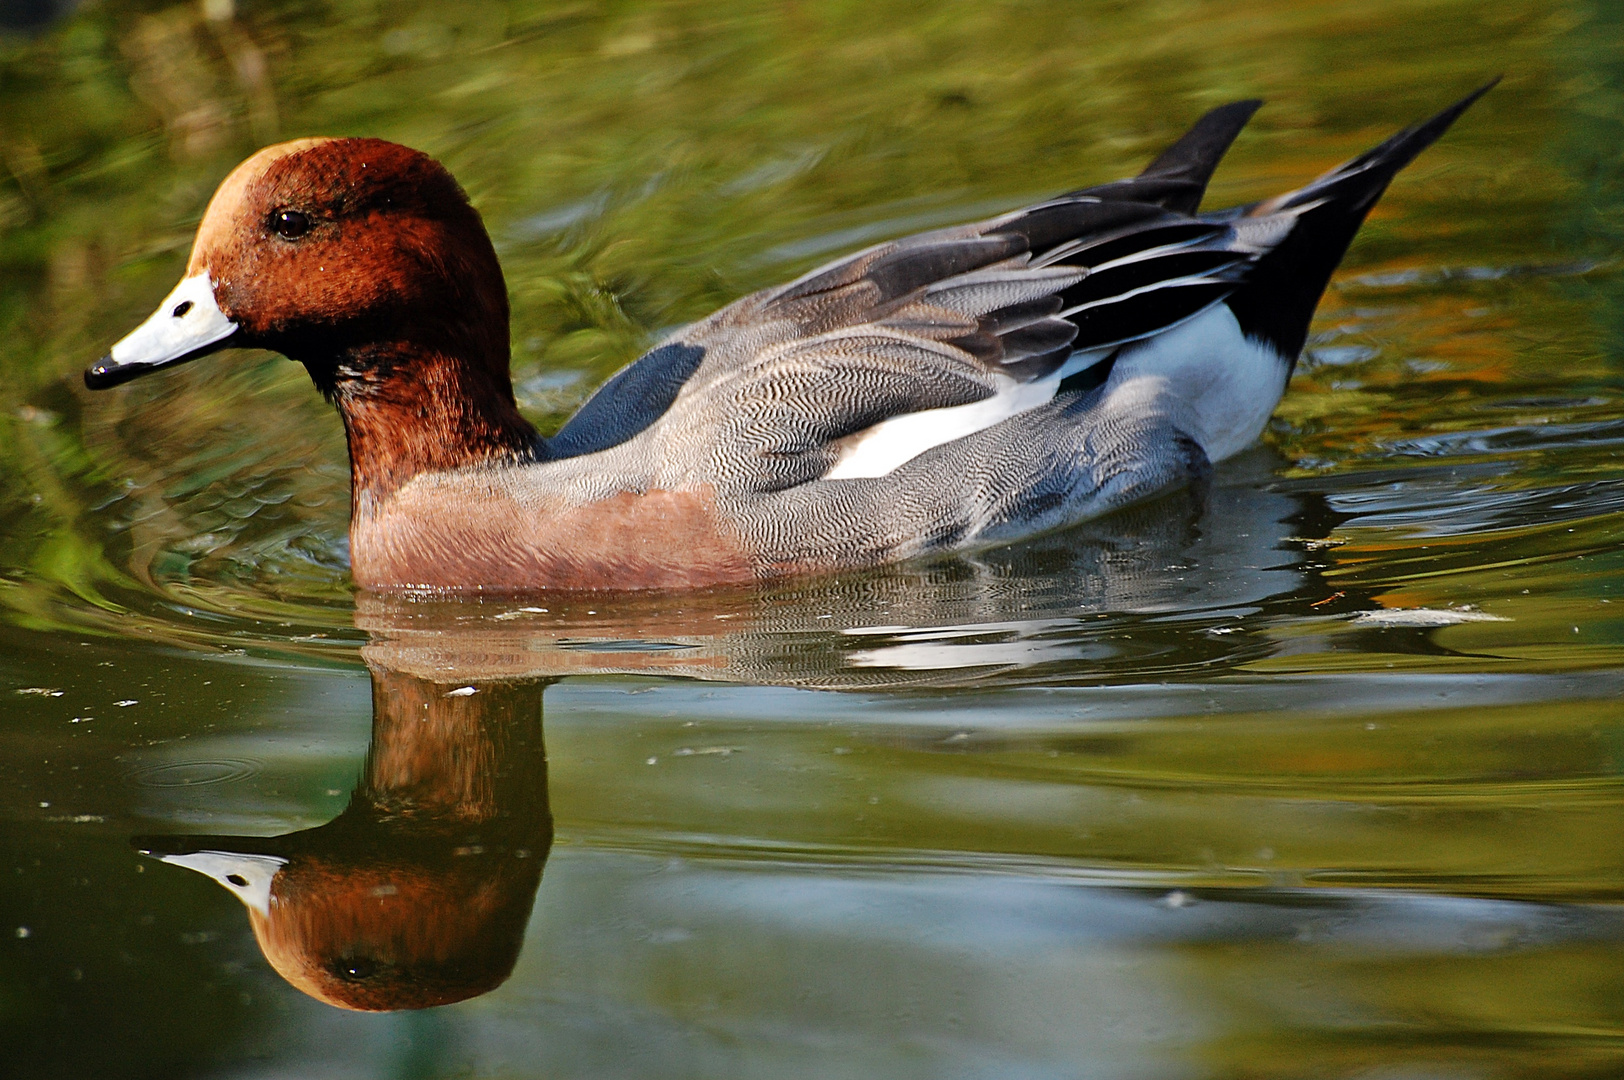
[3,0,1623,1075]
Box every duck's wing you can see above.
[633,173,1281,491]
[546,100,1262,467]
[547,84,1490,496]
[728,93,1270,367]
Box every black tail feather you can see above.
[1278,78,1500,215]
[1139,100,1264,197]
[1071,98,1263,214]
[1227,78,1498,365]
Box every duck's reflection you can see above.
[136,666,552,1011]
[133,455,1351,1011]
[354,451,1353,690]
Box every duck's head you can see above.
[87,137,513,395]
[86,138,535,495]
[139,835,545,1012]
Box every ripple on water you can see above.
[128,758,263,788]
[1383,417,1624,460]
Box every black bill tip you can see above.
[84,356,135,391]
[84,331,241,391]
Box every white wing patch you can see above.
[824,347,1112,479]
[824,300,1294,481]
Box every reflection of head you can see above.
[138,674,552,1012]
[248,844,544,1011]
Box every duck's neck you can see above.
[324,341,540,513]
[357,665,549,826]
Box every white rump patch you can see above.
[1106,304,1289,463]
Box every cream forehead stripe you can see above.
[186,136,338,274]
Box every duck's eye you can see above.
[271,209,312,240]
[332,957,379,982]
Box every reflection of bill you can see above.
[134,669,552,1011]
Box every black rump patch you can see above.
[546,342,706,459]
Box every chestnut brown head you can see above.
[140,839,545,1012]
[85,138,511,399]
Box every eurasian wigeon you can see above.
[86,82,1494,592]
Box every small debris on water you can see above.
[1348,608,1510,628]
[493,607,549,619]
[1284,536,1348,550]
[1160,890,1194,909]
[444,686,478,697]
[15,688,63,697]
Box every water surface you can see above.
[2,0,1622,1076]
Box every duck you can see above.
[85,82,1494,592]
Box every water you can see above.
[2,0,1623,1076]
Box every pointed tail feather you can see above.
[1140,100,1264,190]
[1071,98,1263,214]
[1227,78,1499,364]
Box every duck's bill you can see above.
[133,834,289,916]
[84,273,240,390]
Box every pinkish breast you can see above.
[349,482,758,592]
